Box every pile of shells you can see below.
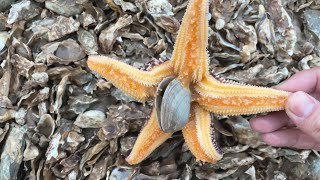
[0,0,319,179]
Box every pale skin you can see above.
[250,67,320,150]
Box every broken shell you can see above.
[23,138,40,161]
[155,77,191,133]
[45,0,83,17]
[109,166,134,180]
[0,123,9,143]
[0,31,9,52]
[74,110,106,128]
[0,0,15,12]
[35,114,55,138]
[0,125,27,180]
[7,0,41,24]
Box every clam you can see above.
[155,77,191,133]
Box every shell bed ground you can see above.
[0,0,319,179]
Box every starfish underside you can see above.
[87,0,290,165]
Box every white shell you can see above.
[155,78,191,133]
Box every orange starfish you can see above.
[87,0,290,164]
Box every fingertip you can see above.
[250,117,276,133]
[262,133,281,146]
[272,68,320,93]
[285,91,320,140]
[285,91,316,122]
[250,117,264,132]
[272,82,284,90]
[249,117,258,129]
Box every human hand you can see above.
[250,67,320,150]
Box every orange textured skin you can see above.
[182,109,216,163]
[195,75,290,115]
[126,109,172,165]
[197,95,288,115]
[195,76,290,97]
[87,56,174,102]
[171,0,209,87]
[194,105,223,160]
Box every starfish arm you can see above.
[183,104,223,163]
[126,108,173,165]
[195,75,290,116]
[87,55,174,102]
[171,0,209,85]
[182,106,217,163]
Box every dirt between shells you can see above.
[0,0,320,179]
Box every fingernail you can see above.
[287,91,315,120]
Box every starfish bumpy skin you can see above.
[87,0,290,165]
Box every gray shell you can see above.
[155,77,191,133]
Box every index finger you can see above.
[274,67,320,93]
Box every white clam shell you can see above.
[155,78,191,133]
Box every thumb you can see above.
[286,91,320,141]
